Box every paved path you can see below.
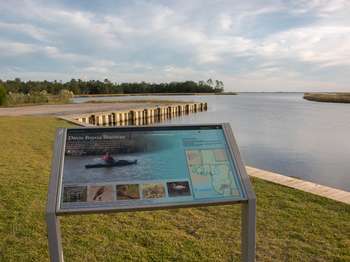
[246,166,350,204]
[0,102,162,116]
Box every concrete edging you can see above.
[246,166,350,204]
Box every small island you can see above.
[303,92,350,103]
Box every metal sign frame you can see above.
[46,123,256,261]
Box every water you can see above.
[74,93,350,191]
[64,151,185,184]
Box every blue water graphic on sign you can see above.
[60,127,246,210]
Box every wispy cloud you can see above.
[0,0,349,91]
[0,40,37,56]
[256,26,350,67]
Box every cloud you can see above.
[292,0,350,15]
[0,22,49,42]
[0,0,349,91]
[0,40,36,56]
[218,14,233,31]
[257,26,350,67]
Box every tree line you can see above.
[0,78,224,95]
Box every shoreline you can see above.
[74,92,237,97]
[0,100,193,116]
[0,92,236,109]
[246,166,349,204]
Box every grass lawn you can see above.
[0,116,349,261]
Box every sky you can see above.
[0,0,349,92]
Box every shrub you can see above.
[0,84,7,106]
[58,89,74,102]
[3,88,72,106]
[7,92,49,105]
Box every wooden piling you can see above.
[73,102,207,127]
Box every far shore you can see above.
[74,92,237,97]
[303,92,350,103]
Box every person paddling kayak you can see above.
[101,152,115,164]
[85,153,137,169]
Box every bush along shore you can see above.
[303,92,350,103]
[0,84,74,107]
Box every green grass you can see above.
[0,116,349,261]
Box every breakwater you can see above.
[62,102,207,127]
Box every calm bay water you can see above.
[74,93,350,191]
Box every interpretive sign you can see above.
[47,124,256,262]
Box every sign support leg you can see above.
[241,198,256,262]
[46,213,64,262]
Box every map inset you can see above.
[186,149,240,199]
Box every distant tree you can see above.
[214,80,224,92]
[0,84,7,106]
[0,78,224,95]
[207,78,214,87]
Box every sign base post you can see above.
[241,198,256,262]
[46,213,64,262]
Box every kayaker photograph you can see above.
[102,152,115,164]
[62,129,184,195]
[84,152,137,169]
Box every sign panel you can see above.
[57,125,247,213]
[47,124,256,262]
